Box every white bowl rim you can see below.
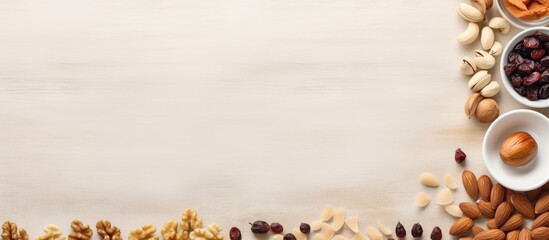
[483,109,549,191]
[500,26,549,108]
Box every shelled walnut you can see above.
[181,209,203,240]
[190,224,223,240]
[36,225,66,240]
[129,225,158,240]
[2,221,29,240]
[69,220,93,240]
[97,220,122,240]
[161,221,182,240]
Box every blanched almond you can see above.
[321,223,334,240]
[331,208,346,231]
[420,172,440,187]
[444,173,458,189]
[312,234,325,240]
[351,233,367,240]
[376,220,391,236]
[272,235,284,240]
[416,192,431,207]
[345,217,359,233]
[365,227,382,240]
[445,204,463,217]
[436,188,454,205]
[293,229,307,240]
[311,220,322,231]
[331,235,347,240]
[321,205,335,222]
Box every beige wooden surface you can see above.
[1,0,548,239]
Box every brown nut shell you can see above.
[475,98,499,123]
[499,132,538,167]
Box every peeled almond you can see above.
[321,204,335,222]
[331,235,348,240]
[416,192,431,207]
[352,233,367,240]
[444,173,458,189]
[445,204,464,217]
[419,172,439,187]
[321,223,335,240]
[376,220,392,236]
[293,229,307,240]
[311,220,322,231]
[366,227,382,240]
[436,188,454,205]
[272,235,284,240]
[331,207,346,231]
[313,234,325,240]
[345,217,359,233]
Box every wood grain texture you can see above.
[1,0,548,238]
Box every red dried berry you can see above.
[455,148,466,164]
[395,222,406,238]
[299,223,310,234]
[283,233,296,240]
[230,227,242,240]
[524,72,541,86]
[270,223,283,234]
[531,49,546,60]
[411,223,423,238]
[250,221,270,234]
[524,37,540,49]
[430,226,442,240]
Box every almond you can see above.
[494,202,513,226]
[490,183,505,209]
[419,172,440,187]
[526,187,542,201]
[450,217,474,236]
[506,188,516,205]
[535,192,549,214]
[462,170,479,200]
[511,194,535,219]
[500,214,524,232]
[460,202,482,220]
[473,229,504,240]
[532,212,549,230]
[460,237,473,240]
[477,200,495,218]
[507,230,520,240]
[477,175,492,201]
[531,227,549,240]
[519,228,531,240]
[486,219,497,229]
[472,225,484,236]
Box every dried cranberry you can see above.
[542,70,549,84]
[455,148,466,164]
[533,31,549,41]
[251,221,270,234]
[270,223,283,234]
[514,86,527,96]
[395,222,406,238]
[541,56,549,66]
[230,227,242,240]
[430,226,442,240]
[531,49,546,60]
[534,62,546,72]
[511,74,523,88]
[508,52,524,64]
[524,37,540,49]
[518,63,534,76]
[504,63,517,76]
[527,85,539,101]
[411,223,423,238]
[540,84,549,99]
[299,223,310,234]
[283,233,296,240]
[524,72,541,86]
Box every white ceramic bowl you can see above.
[500,27,549,108]
[483,109,549,191]
[495,0,549,29]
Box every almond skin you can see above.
[477,200,495,218]
[506,230,520,240]
[518,228,531,240]
[511,194,535,219]
[526,187,541,201]
[500,214,524,232]
[531,227,549,240]
[460,202,482,220]
[478,175,492,201]
[486,219,497,229]
[490,183,505,209]
[463,170,479,200]
[472,225,484,236]
[473,229,504,240]
[535,192,549,214]
[494,202,513,226]
[499,131,538,167]
[450,217,474,236]
[532,212,549,230]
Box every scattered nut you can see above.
[488,17,510,34]
[436,188,454,205]
[460,57,478,76]
[456,3,485,22]
[365,227,382,240]
[36,225,66,240]
[480,27,495,50]
[69,220,93,240]
[480,81,500,97]
[376,220,391,236]
[419,172,440,187]
[489,41,502,56]
[129,224,158,240]
[331,208,345,232]
[457,22,480,45]
[344,217,359,233]
[475,98,499,123]
[471,0,487,13]
[96,220,121,240]
[445,204,464,218]
[464,93,484,119]
[473,50,496,70]
[416,192,431,207]
[444,173,458,190]
[2,221,29,240]
[468,71,491,92]
[321,205,334,222]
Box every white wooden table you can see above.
[1,0,548,239]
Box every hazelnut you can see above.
[499,132,538,166]
[475,98,499,123]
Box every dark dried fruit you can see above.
[539,84,549,99]
[514,86,527,96]
[542,70,549,84]
[512,74,523,87]
[518,61,535,76]
[395,222,406,238]
[527,85,539,101]
[508,52,524,64]
[504,63,517,76]
[533,62,546,72]
[299,223,310,234]
[270,223,283,234]
[230,227,242,240]
[542,56,549,67]
[283,233,296,240]
[430,226,442,240]
[250,221,270,234]
[524,37,540,49]
[524,72,541,86]
[534,31,549,41]
[455,148,466,164]
[531,49,546,60]
[411,223,423,238]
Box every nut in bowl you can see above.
[483,109,549,191]
[500,27,549,108]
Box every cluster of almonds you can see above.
[456,1,512,123]
[448,170,549,239]
[307,205,392,240]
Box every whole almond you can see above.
[463,170,479,200]
[473,229,504,240]
[506,188,516,205]
[486,219,497,229]
[494,202,513,226]
[535,192,549,214]
[460,237,473,240]
[478,175,492,201]
[460,202,482,220]
[507,230,520,240]
[526,188,541,201]
[477,200,495,218]
[472,225,484,236]
[450,217,474,236]
[490,183,505,209]
[531,227,549,240]
[519,228,531,240]
[500,214,524,232]
[511,194,535,219]
[532,212,549,230]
